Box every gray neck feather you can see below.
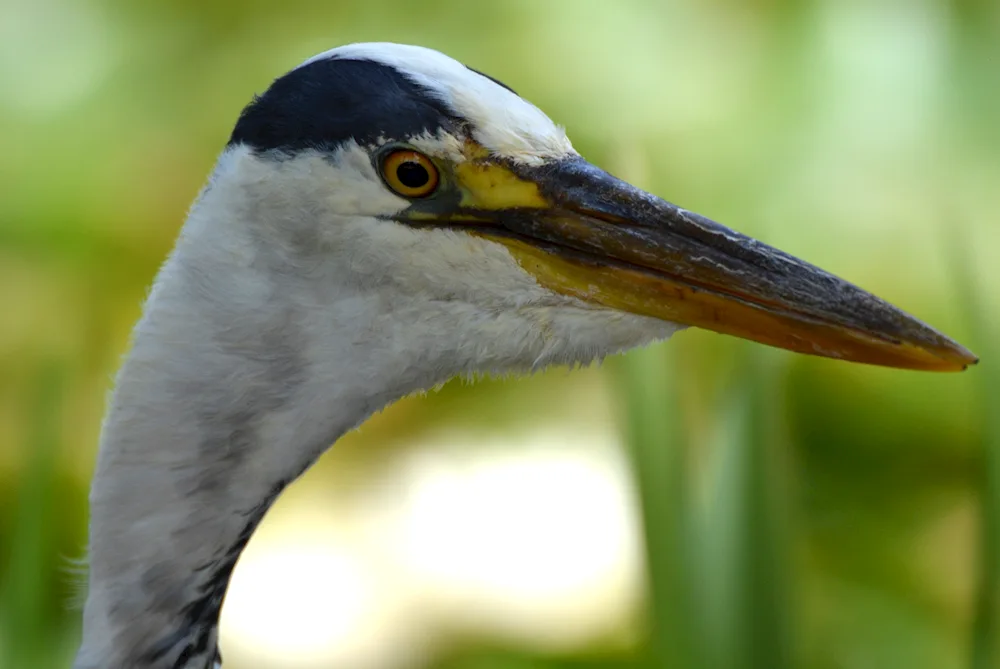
[73,162,466,668]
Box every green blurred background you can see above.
[1,0,998,667]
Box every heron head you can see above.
[223,42,975,372]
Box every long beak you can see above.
[412,155,978,371]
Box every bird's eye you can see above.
[380,150,440,198]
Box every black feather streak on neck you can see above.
[141,478,290,668]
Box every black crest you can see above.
[228,57,465,154]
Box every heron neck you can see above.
[73,202,439,668]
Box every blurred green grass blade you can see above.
[614,343,701,669]
[970,362,1000,669]
[428,645,646,669]
[702,346,794,669]
[738,348,794,669]
[0,361,66,668]
[948,238,1000,669]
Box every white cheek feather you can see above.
[299,42,577,165]
[206,145,674,375]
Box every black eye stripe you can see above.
[229,59,462,154]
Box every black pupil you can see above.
[396,160,430,189]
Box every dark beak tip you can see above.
[961,350,980,368]
[937,341,979,371]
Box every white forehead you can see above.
[298,43,576,164]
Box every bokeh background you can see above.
[1,0,998,668]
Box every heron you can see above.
[74,42,977,669]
